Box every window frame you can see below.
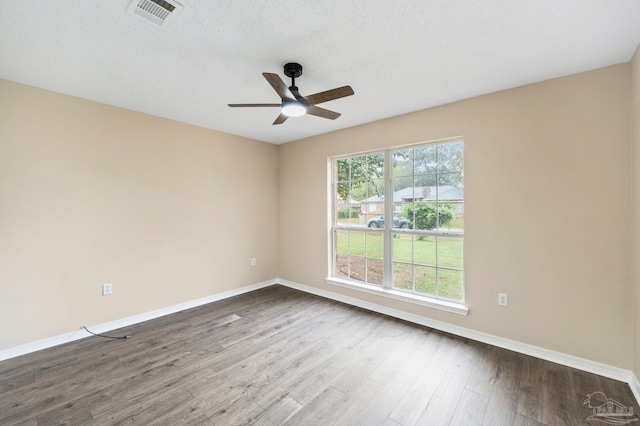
[327,139,468,316]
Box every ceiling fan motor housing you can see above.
[284,63,303,79]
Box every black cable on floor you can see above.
[82,326,130,340]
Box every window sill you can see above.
[324,277,469,316]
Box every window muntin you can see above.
[331,139,464,303]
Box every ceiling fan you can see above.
[228,62,354,125]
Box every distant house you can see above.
[336,195,362,210]
[362,185,464,216]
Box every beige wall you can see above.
[0,80,279,350]
[279,64,633,369]
[632,47,640,378]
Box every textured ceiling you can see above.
[2,1,640,144]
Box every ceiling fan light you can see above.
[282,100,306,117]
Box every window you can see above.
[329,139,465,312]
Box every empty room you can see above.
[2,1,640,425]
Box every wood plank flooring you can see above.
[1,285,638,425]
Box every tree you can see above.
[336,153,384,202]
[403,202,456,230]
[391,142,463,191]
[350,181,381,201]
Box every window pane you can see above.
[335,254,348,279]
[367,258,384,285]
[438,173,463,192]
[366,233,383,259]
[366,153,385,179]
[335,230,348,255]
[394,176,413,227]
[415,265,437,296]
[394,177,412,210]
[368,178,384,200]
[414,174,437,191]
[406,202,439,230]
[438,269,463,301]
[350,155,368,181]
[349,256,365,282]
[392,149,413,177]
[335,202,348,225]
[334,229,348,278]
[414,235,436,266]
[436,203,458,230]
[393,262,413,291]
[437,142,463,173]
[365,178,385,222]
[414,145,437,174]
[337,158,349,182]
[403,202,415,227]
[438,174,463,230]
[437,237,463,269]
[393,233,413,263]
[446,212,464,231]
[336,180,363,226]
[366,232,384,285]
[350,179,367,201]
[336,181,350,219]
[349,231,365,256]
[337,206,359,226]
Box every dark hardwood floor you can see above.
[1,285,637,425]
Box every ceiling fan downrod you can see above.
[284,62,303,98]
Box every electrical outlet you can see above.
[102,283,112,296]
[251,258,256,266]
[498,293,508,307]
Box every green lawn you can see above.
[335,231,463,301]
[446,216,464,229]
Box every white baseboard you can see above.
[276,279,639,395]
[0,279,276,362]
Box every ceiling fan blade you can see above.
[273,113,289,125]
[263,73,295,100]
[303,86,354,105]
[306,105,341,120]
[228,103,281,107]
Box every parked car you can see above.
[367,214,413,229]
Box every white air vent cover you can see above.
[127,0,183,28]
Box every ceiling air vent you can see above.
[127,0,183,28]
